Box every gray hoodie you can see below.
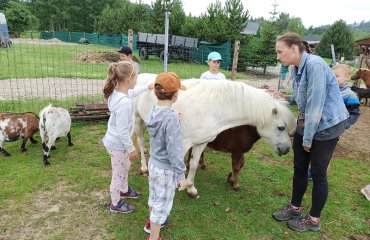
[147,106,186,181]
[102,86,148,151]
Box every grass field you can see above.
[0,117,369,240]
[0,42,248,80]
[0,42,369,239]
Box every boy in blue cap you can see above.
[200,51,226,80]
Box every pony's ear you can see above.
[272,108,278,115]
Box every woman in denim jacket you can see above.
[272,32,349,232]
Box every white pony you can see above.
[134,73,296,197]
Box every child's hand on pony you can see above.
[178,179,190,191]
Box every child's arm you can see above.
[115,100,135,153]
[128,83,154,98]
[165,113,186,181]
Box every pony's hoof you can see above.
[199,164,207,170]
[232,184,240,191]
[21,148,27,152]
[186,191,200,198]
[69,143,74,146]
[140,170,149,177]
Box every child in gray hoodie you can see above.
[144,72,188,240]
[102,61,153,214]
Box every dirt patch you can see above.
[74,52,122,64]
[11,38,78,45]
[334,106,370,161]
[0,182,111,240]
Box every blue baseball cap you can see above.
[207,51,222,61]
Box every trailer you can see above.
[137,32,198,62]
[0,13,12,48]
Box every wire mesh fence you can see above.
[0,37,283,113]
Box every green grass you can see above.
[0,42,253,80]
[20,31,41,39]
[0,111,369,239]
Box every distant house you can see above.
[303,36,321,47]
[240,22,260,35]
[355,37,370,56]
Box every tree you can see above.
[286,17,305,37]
[4,1,38,33]
[275,12,290,33]
[29,0,115,31]
[316,20,355,60]
[169,0,186,35]
[224,0,249,42]
[269,0,279,21]
[202,1,228,42]
[238,21,279,73]
[257,21,279,73]
[150,0,165,33]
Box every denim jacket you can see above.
[291,52,349,147]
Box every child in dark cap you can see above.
[117,45,141,74]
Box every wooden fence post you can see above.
[231,40,240,81]
[128,29,133,49]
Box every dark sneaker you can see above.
[145,236,162,240]
[273,203,302,221]
[110,200,135,213]
[287,215,321,232]
[144,218,169,233]
[120,187,141,199]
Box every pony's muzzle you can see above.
[277,146,290,156]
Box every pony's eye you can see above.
[278,126,285,131]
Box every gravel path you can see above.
[0,78,105,100]
[0,77,281,100]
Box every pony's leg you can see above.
[186,143,207,198]
[198,151,206,170]
[186,148,206,170]
[67,131,73,146]
[228,152,245,191]
[135,117,148,175]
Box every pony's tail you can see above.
[103,63,118,99]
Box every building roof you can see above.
[240,22,260,35]
[355,37,370,45]
[303,36,321,45]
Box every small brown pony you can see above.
[188,125,273,191]
[351,68,370,88]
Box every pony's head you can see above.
[255,100,296,156]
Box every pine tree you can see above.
[316,20,354,60]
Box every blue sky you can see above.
[136,0,370,28]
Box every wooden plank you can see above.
[71,115,110,120]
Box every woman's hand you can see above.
[303,145,311,152]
